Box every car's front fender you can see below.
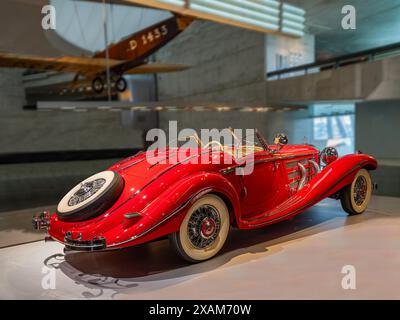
[242,153,378,229]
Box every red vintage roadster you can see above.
[33,130,377,263]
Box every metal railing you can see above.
[266,42,400,80]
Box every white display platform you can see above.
[1,196,399,299]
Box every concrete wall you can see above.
[266,55,400,104]
[0,67,143,153]
[0,159,117,212]
[265,33,315,73]
[155,20,266,104]
[0,69,143,212]
[261,109,313,145]
[356,100,400,197]
[0,110,143,154]
[153,20,272,138]
[0,69,26,114]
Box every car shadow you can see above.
[43,199,386,297]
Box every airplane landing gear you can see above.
[92,77,104,94]
[115,77,127,92]
[91,76,127,94]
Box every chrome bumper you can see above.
[64,232,106,251]
[32,211,106,251]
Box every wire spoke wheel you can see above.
[340,168,372,215]
[187,205,221,249]
[57,171,124,221]
[67,178,106,207]
[353,175,368,206]
[170,194,230,263]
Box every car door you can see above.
[239,152,289,218]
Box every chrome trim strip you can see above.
[116,152,145,171]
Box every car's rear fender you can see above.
[141,171,241,228]
[104,171,241,249]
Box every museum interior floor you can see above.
[1,195,399,299]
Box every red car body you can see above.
[41,142,377,255]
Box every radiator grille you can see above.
[285,157,318,192]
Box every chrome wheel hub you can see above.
[68,178,106,206]
[200,217,216,239]
[188,205,221,248]
[354,176,367,206]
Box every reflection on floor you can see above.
[0,196,399,299]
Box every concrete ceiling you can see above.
[286,0,400,58]
[1,0,400,59]
[0,0,170,56]
[83,0,400,58]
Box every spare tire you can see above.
[57,171,124,222]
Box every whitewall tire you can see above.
[170,194,230,263]
[340,168,372,215]
[57,170,124,221]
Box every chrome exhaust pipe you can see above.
[309,159,321,176]
[297,162,307,191]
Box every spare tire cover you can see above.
[57,170,124,222]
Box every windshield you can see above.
[151,129,267,157]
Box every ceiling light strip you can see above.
[190,3,280,30]
[128,0,305,37]
[191,0,280,26]
[251,0,280,7]
[281,2,305,36]
[282,11,305,23]
[281,27,304,37]
[282,19,304,30]
[224,0,280,16]
[282,3,305,16]
[157,0,185,6]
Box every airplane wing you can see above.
[0,52,118,75]
[125,62,191,74]
[0,52,190,76]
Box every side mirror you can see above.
[273,133,288,147]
